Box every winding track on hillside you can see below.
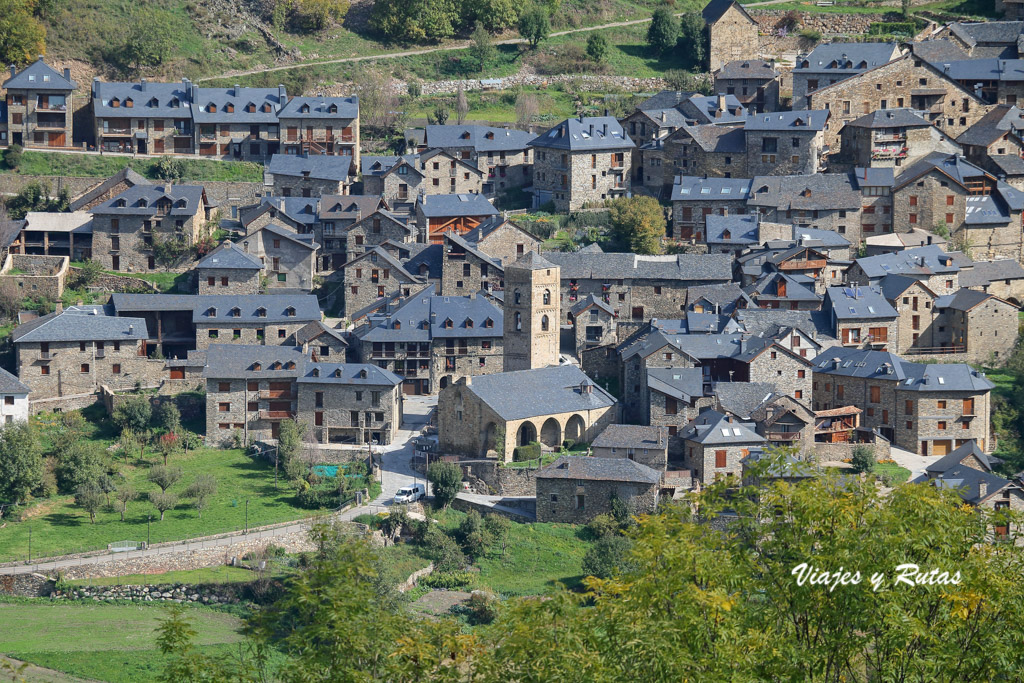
[193,0,795,83]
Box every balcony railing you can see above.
[260,410,295,420]
[36,103,67,111]
[200,132,217,141]
[103,127,131,135]
[258,390,296,399]
[767,431,802,441]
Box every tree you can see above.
[154,401,181,435]
[149,490,178,521]
[5,182,68,219]
[581,534,633,579]
[586,33,608,63]
[291,0,350,32]
[455,84,469,125]
[427,461,462,509]
[55,442,105,494]
[74,483,105,524]
[469,21,495,73]
[2,144,23,171]
[148,465,183,493]
[0,0,46,67]
[156,432,180,467]
[119,427,144,463]
[277,419,304,468]
[0,421,42,505]
[71,259,104,289]
[677,12,707,70]
[607,196,666,254]
[113,396,152,433]
[518,4,550,49]
[357,68,406,136]
[850,445,875,473]
[515,92,539,129]
[97,474,117,507]
[647,8,678,55]
[473,0,520,31]
[115,482,137,522]
[431,101,450,125]
[184,474,217,519]
[119,9,177,72]
[370,0,459,43]
[483,513,511,557]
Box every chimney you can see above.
[430,312,437,323]
[63,67,71,81]
[727,415,733,423]
[140,77,147,92]
[978,481,987,499]
[55,301,63,313]
[717,94,726,111]
[278,84,287,103]
[602,123,608,135]
[465,375,472,385]
[37,55,44,62]
[224,240,232,249]
[233,83,240,97]
[660,111,666,123]
[9,65,15,78]
[943,63,950,73]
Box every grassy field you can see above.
[0,413,324,561]
[0,600,247,683]
[69,261,191,294]
[1,152,263,183]
[67,565,260,587]
[875,461,912,484]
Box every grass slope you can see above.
[67,565,259,587]
[2,152,263,182]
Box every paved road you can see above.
[0,398,437,576]
[888,446,932,481]
[195,0,795,83]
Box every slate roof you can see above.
[537,455,661,484]
[203,343,401,386]
[345,246,421,282]
[461,215,540,247]
[747,272,822,304]
[680,408,765,445]
[69,168,150,212]
[509,250,555,271]
[678,94,748,124]
[268,153,351,181]
[423,124,534,152]
[702,0,754,25]
[964,194,1012,225]
[812,346,995,392]
[196,242,263,271]
[715,60,779,80]
[539,251,733,282]
[940,58,1024,82]
[4,58,76,91]
[92,80,191,118]
[743,109,829,131]
[358,284,502,343]
[705,214,759,245]
[0,367,30,395]
[192,87,285,123]
[852,166,895,188]
[465,365,616,421]
[569,294,614,317]
[846,108,933,129]
[110,293,321,324]
[359,154,413,177]
[295,320,347,347]
[682,124,746,153]
[639,90,700,110]
[647,367,705,402]
[256,222,319,250]
[956,105,1024,146]
[854,244,961,279]
[12,305,149,343]
[578,243,604,254]
[592,424,667,450]
[277,95,358,119]
[959,258,1024,287]
[878,274,926,301]
[732,309,836,343]
[924,439,1001,474]
[748,173,861,210]
[796,43,900,75]
[297,361,403,387]
[688,282,753,312]
[671,175,752,202]
[23,211,93,233]
[92,184,205,217]
[319,194,386,221]
[918,464,1012,504]
[790,226,852,249]
[825,286,898,320]
[416,193,498,218]
[528,116,635,151]
[988,154,1024,176]
[634,107,689,129]
[934,288,997,311]
[948,21,1024,48]
[713,382,776,419]
[253,197,319,228]
[403,243,443,280]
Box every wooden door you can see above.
[154,139,165,153]
[169,368,185,380]
[271,422,280,439]
[932,440,951,456]
[49,132,65,147]
[268,381,291,398]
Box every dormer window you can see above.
[262,103,272,113]
[115,198,127,207]
[271,361,281,370]
[246,103,255,113]
[257,307,267,317]
[312,368,320,377]
[394,321,401,329]
[285,361,295,370]
[444,318,453,329]
[484,318,494,328]
[465,318,474,328]
[111,98,120,108]
[125,98,133,108]
[252,362,261,371]
[207,103,217,113]
[206,307,217,316]
[358,369,367,378]
[138,197,148,208]
[229,307,241,317]
[328,103,338,113]
[147,97,158,107]
[485,131,494,139]
[461,131,471,139]
[176,198,187,208]
[335,368,343,378]
[285,306,296,317]
[300,103,310,113]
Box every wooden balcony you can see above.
[258,390,296,399]
[260,410,295,420]
[767,431,802,441]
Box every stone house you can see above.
[4,57,77,149]
[414,193,499,245]
[192,84,286,160]
[437,365,618,462]
[748,173,863,244]
[646,367,715,452]
[412,124,535,194]
[535,456,662,523]
[69,167,151,212]
[939,58,1024,106]
[824,285,899,350]
[361,152,484,213]
[108,293,321,358]
[744,110,829,176]
[267,153,351,198]
[356,284,503,395]
[0,253,66,300]
[460,215,542,266]
[805,54,993,155]
[502,252,561,372]
[703,214,759,254]
[714,59,781,113]
[661,123,747,181]
[959,258,1024,303]
[277,95,359,166]
[91,77,194,154]
[748,393,818,455]
[846,244,964,294]
[12,305,158,401]
[343,209,415,259]
[528,116,634,211]
[568,294,616,357]
[792,42,902,108]
[317,194,389,270]
[295,320,348,361]
[622,107,688,148]
[237,222,319,291]
[934,288,1019,363]
[90,184,211,272]
[745,272,822,311]
[955,105,1024,169]
[811,346,994,455]
[702,0,759,72]
[341,246,424,319]
[930,21,1024,58]
[0,368,30,423]
[541,250,734,322]
[196,243,263,294]
[878,274,941,355]
[240,196,319,237]
[440,233,504,298]
[593,423,669,470]
[837,109,962,170]
[671,176,753,240]
[680,407,766,485]
[203,344,402,447]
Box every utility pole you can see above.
[245,499,249,534]
[27,526,31,562]
[147,516,151,547]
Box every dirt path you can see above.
[194,1,793,83]
[0,656,100,683]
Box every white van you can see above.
[393,483,426,503]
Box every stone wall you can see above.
[813,439,891,463]
[66,268,161,293]
[53,582,245,604]
[752,10,893,38]
[0,254,68,300]
[462,460,539,496]
[101,386,206,422]
[0,573,53,597]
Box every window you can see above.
[905,399,913,415]
[937,400,947,409]
[797,370,805,379]
[218,402,230,412]
[278,329,286,339]
[219,382,231,392]
[938,421,947,430]
[963,398,975,415]
[208,276,215,286]
[715,450,727,468]
[665,397,677,415]
[869,386,880,403]
[80,363,89,373]
[209,330,219,339]
[248,402,258,412]
[41,366,49,375]
[3,396,12,406]
[795,390,803,399]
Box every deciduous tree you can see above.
[0,0,45,67]
[676,12,707,70]
[427,461,462,509]
[184,474,217,519]
[148,465,182,493]
[455,84,469,125]
[149,490,178,521]
[469,21,495,73]
[0,421,42,506]
[647,8,678,55]
[74,483,104,523]
[607,195,666,254]
[115,482,137,522]
[518,4,550,48]
[113,395,152,433]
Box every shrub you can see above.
[464,590,501,624]
[71,259,104,289]
[112,395,152,433]
[582,534,634,579]
[427,461,463,509]
[513,441,542,462]
[797,28,822,42]
[420,571,474,589]
[585,513,620,540]
[2,144,23,170]
[850,445,876,473]
[531,43,600,75]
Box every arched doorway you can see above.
[439,375,451,390]
[540,417,561,449]
[483,422,498,453]
[517,422,537,446]
[565,414,585,443]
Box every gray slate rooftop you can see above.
[110,293,321,323]
[537,455,661,484]
[268,153,351,181]
[796,43,900,75]
[528,116,635,151]
[13,305,149,343]
[592,424,667,450]
[539,251,733,282]
[464,365,616,421]
[715,60,779,80]
[825,286,898,320]
[416,193,498,218]
[423,124,534,152]
[743,109,829,131]
[812,346,994,392]
[93,80,191,118]
[672,175,752,202]
[4,58,76,91]
[196,242,263,271]
[359,284,502,343]
[278,96,358,119]
[680,408,765,445]
[193,86,285,123]
[92,184,205,217]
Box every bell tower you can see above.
[503,252,560,371]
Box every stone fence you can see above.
[752,10,896,38]
[814,439,891,463]
[52,582,245,604]
[0,573,53,597]
[398,563,435,593]
[462,461,538,497]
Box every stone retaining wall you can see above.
[0,573,54,597]
[814,439,891,463]
[752,10,895,38]
[398,562,435,593]
[100,385,206,422]
[463,461,539,497]
[53,582,244,604]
